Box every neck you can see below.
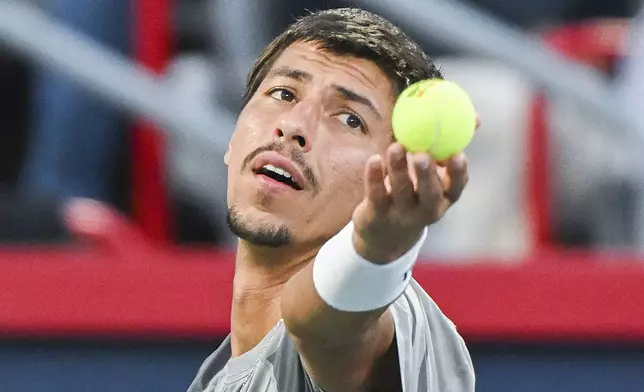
[230,240,317,357]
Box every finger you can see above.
[387,143,416,207]
[443,153,468,204]
[406,152,419,190]
[435,166,448,188]
[364,154,389,211]
[475,114,481,130]
[414,154,443,207]
[384,175,392,193]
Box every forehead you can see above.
[268,41,397,100]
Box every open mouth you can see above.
[253,164,302,190]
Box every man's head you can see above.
[226,7,442,249]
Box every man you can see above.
[188,7,475,392]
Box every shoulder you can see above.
[187,323,322,392]
[187,336,232,392]
[390,279,475,392]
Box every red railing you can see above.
[2,199,644,342]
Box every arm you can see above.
[282,262,398,392]
[281,143,468,392]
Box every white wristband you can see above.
[312,221,428,312]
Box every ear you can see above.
[224,144,231,166]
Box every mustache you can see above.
[242,141,319,191]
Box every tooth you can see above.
[283,171,292,178]
[265,164,276,171]
[274,167,285,176]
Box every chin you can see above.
[226,205,294,247]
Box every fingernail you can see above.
[370,155,383,169]
[390,144,404,160]
[417,156,430,170]
[450,154,465,168]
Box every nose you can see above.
[274,100,319,152]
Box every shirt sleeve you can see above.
[390,280,476,392]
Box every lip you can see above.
[252,151,307,190]
[255,174,299,193]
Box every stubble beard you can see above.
[226,205,293,247]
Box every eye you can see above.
[269,88,296,102]
[337,113,365,132]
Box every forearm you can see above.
[281,220,426,344]
[281,260,388,345]
[282,264,395,391]
[281,221,425,391]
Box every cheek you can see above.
[300,154,368,231]
[228,110,271,163]
[326,152,370,202]
[315,136,380,199]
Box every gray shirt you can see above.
[187,279,475,392]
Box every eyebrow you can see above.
[269,67,313,82]
[332,84,382,120]
[269,66,383,119]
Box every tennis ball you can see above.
[391,79,476,160]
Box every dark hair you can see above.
[242,7,442,106]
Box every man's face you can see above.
[226,41,396,248]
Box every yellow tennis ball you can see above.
[391,79,476,160]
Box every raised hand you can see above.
[351,143,468,264]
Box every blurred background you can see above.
[2,0,644,390]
